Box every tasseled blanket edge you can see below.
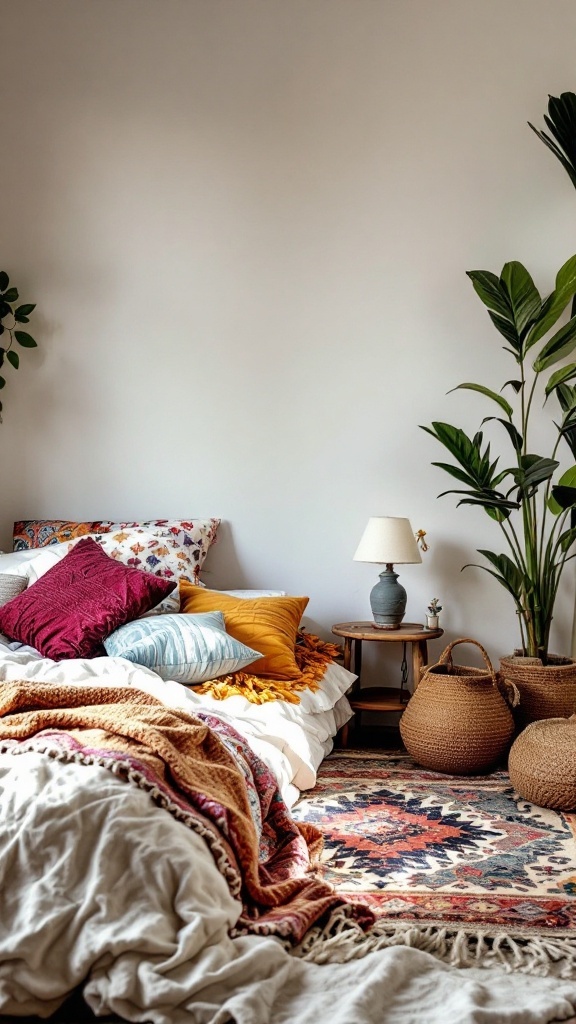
[194,630,343,705]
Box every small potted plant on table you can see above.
[426,598,442,630]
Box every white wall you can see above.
[2,0,576,680]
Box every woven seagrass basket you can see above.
[508,716,576,811]
[499,654,576,728]
[0,573,27,607]
[400,638,518,775]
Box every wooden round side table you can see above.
[332,621,444,747]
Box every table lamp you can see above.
[353,516,422,629]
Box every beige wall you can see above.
[2,0,576,675]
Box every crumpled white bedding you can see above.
[0,636,352,805]
[1,640,576,1024]
[1,753,575,1024]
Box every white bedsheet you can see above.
[0,752,575,1024]
[0,637,352,806]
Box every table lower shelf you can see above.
[349,686,411,713]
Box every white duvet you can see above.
[1,641,576,1024]
[0,636,353,806]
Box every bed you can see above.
[0,519,575,1024]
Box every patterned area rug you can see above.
[292,750,576,976]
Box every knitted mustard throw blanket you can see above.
[195,630,343,704]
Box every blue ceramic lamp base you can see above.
[370,564,407,630]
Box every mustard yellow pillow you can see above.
[179,585,309,680]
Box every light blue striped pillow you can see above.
[103,611,262,684]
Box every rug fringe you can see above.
[290,908,576,978]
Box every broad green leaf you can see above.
[500,261,542,334]
[448,383,513,418]
[529,94,576,190]
[14,303,35,317]
[6,351,19,370]
[550,484,576,510]
[557,382,576,412]
[477,550,526,595]
[481,416,523,452]
[502,379,523,393]
[558,525,576,552]
[462,561,523,597]
[545,362,576,397]
[466,270,513,321]
[512,455,559,494]
[525,254,576,350]
[431,462,478,488]
[422,422,498,489]
[449,493,519,511]
[0,376,5,390]
[549,465,576,514]
[14,331,37,348]
[0,272,8,293]
[529,124,576,188]
[488,311,521,353]
[533,315,576,371]
[14,314,29,324]
[485,506,511,521]
[2,288,18,303]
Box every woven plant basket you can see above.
[400,638,518,775]
[508,716,576,811]
[499,653,576,729]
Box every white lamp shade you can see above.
[353,516,422,565]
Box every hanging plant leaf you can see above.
[14,331,37,348]
[0,377,5,389]
[15,304,35,318]
[0,272,9,293]
[2,288,18,303]
[6,351,19,370]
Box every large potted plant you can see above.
[0,271,38,423]
[423,94,576,725]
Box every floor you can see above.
[337,722,404,751]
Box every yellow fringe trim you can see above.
[194,631,343,705]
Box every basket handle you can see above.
[437,638,496,682]
[496,674,521,709]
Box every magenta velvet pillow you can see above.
[0,538,177,659]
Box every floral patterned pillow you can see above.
[13,519,220,614]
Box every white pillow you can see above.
[0,545,70,584]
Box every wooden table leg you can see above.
[343,637,352,671]
[412,640,428,690]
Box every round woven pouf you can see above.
[508,716,576,811]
